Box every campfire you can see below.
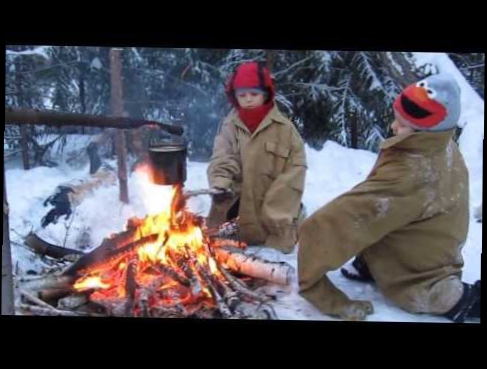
[18,167,294,319]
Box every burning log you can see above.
[151,306,187,319]
[97,220,143,251]
[153,264,190,287]
[201,279,233,319]
[211,275,239,310]
[21,227,143,261]
[123,258,138,316]
[209,238,246,253]
[64,234,158,276]
[208,218,241,240]
[217,266,271,303]
[184,245,237,318]
[138,275,165,316]
[191,265,232,318]
[138,287,151,317]
[185,268,204,298]
[171,251,200,292]
[214,249,294,286]
[87,298,126,317]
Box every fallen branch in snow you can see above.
[39,288,74,302]
[24,232,85,260]
[15,274,49,283]
[27,134,62,167]
[62,211,77,248]
[18,304,103,317]
[58,291,93,310]
[3,150,25,159]
[20,289,58,312]
[6,46,51,59]
[21,275,75,292]
[252,303,279,320]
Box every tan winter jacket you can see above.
[298,130,469,317]
[207,105,307,253]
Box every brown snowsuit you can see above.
[298,130,469,320]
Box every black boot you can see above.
[341,256,375,283]
[444,280,481,323]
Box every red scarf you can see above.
[237,102,274,133]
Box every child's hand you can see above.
[211,188,234,203]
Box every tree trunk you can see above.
[79,64,86,134]
[110,48,129,204]
[2,164,15,315]
[350,109,358,149]
[379,52,421,88]
[130,128,145,162]
[266,50,275,71]
[14,56,30,170]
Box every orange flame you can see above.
[73,165,229,312]
[74,276,110,291]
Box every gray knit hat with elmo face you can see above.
[393,74,461,131]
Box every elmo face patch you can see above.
[393,80,447,128]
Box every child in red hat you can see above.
[207,62,307,254]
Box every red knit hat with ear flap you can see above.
[225,62,275,133]
[225,62,275,107]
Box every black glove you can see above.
[211,188,234,203]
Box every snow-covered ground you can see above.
[5,53,482,322]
